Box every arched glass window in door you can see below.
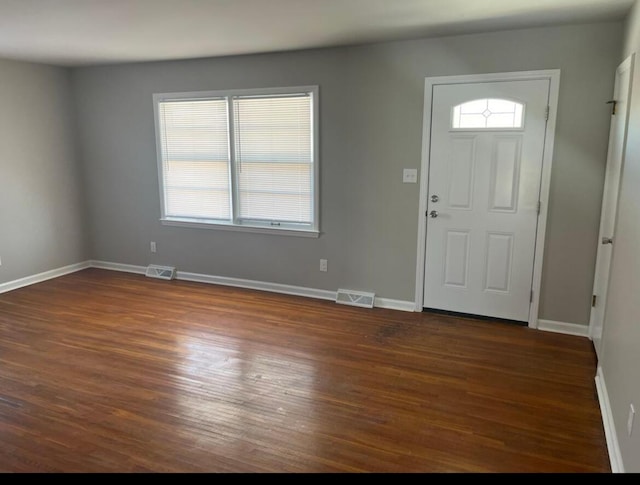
[452,99,524,129]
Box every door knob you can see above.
[431,195,439,203]
[602,237,613,245]
[429,210,439,218]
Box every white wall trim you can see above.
[414,69,561,329]
[160,218,319,238]
[90,260,415,312]
[529,70,561,329]
[537,319,590,337]
[595,366,625,473]
[0,261,91,295]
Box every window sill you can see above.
[160,218,320,238]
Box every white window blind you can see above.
[154,86,318,235]
[158,98,231,220]
[233,94,313,224]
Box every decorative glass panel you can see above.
[452,99,524,129]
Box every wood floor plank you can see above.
[0,268,609,472]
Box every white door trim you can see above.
[414,70,561,328]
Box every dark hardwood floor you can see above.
[0,269,609,472]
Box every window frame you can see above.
[153,85,320,238]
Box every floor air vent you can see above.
[335,289,375,308]
[145,265,176,280]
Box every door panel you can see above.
[590,55,634,359]
[489,136,521,212]
[423,80,549,322]
[485,232,514,292]
[444,231,470,287]
[447,136,476,209]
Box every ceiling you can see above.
[0,0,633,66]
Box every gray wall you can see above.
[598,1,640,472]
[0,58,87,284]
[72,22,621,324]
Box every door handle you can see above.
[430,195,439,203]
[602,237,613,245]
[429,210,439,218]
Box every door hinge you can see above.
[530,290,534,303]
[545,105,550,121]
[536,201,541,215]
[592,294,597,307]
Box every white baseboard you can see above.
[176,269,336,302]
[374,297,416,312]
[0,261,91,295]
[595,366,625,473]
[90,260,146,275]
[89,260,414,312]
[537,319,590,337]
[0,260,591,319]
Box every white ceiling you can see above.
[0,0,633,66]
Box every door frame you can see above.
[414,70,561,329]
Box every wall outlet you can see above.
[319,259,328,272]
[628,404,635,436]
[403,168,418,183]
[150,241,157,253]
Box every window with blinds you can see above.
[153,87,318,236]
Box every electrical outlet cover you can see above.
[403,168,418,183]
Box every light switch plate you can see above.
[403,168,418,183]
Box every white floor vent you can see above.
[145,265,176,280]
[335,289,375,308]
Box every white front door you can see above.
[423,80,550,322]
[589,55,634,358]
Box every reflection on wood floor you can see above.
[0,268,609,472]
